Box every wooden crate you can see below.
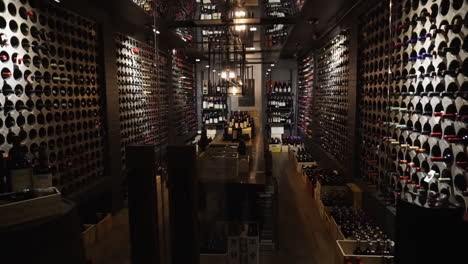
[200,254,226,264]
[0,187,61,228]
[96,213,113,240]
[329,216,345,241]
[82,224,96,260]
[317,199,325,219]
[335,240,394,264]
[296,161,318,174]
[346,183,363,209]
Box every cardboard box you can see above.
[269,144,282,153]
[335,240,394,264]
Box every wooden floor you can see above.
[89,152,335,264]
[262,153,335,264]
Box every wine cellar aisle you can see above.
[1,0,468,263]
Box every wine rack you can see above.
[158,51,170,150]
[0,0,105,196]
[131,0,153,14]
[265,80,294,126]
[298,55,314,138]
[359,0,391,189]
[116,33,169,168]
[359,0,468,211]
[202,95,227,127]
[172,50,197,139]
[316,33,351,163]
[263,0,293,47]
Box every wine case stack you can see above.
[297,56,314,138]
[116,34,169,168]
[0,0,105,196]
[172,52,197,139]
[315,33,351,164]
[360,0,468,210]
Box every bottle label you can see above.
[10,168,33,192]
[34,173,53,188]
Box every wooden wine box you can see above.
[335,240,394,264]
[346,183,363,209]
[296,161,318,174]
[200,254,226,264]
[96,213,113,240]
[81,224,97,260]
[0,187,62,228]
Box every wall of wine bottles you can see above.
[315,33,352,164]
[172,51,197,140]
[359,0,468,211]
[297,55,314,139]
[116,33,169,169]
[0,0,105,196]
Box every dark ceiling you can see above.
[279,0,361,59]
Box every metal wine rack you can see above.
[315,33,351,163]
[359,0,391,189]
[171,50,197,139]
[360,0,468,211]
[0,0,105,196]
[297,55,314,138]
[116,33,169,167]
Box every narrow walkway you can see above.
[89,146,336,264]
[261,152,335,264]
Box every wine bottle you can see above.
[8,136,33,192]
[32,146,52,188]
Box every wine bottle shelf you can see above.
[115,33,169,168]
[0,0,105,196]
[315,33,351,163]
[172,50,197,137]
[266,80,294,126]
[359,0,468,211]
[298,56,314,138]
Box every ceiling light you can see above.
[205,65,210,68]
[235,25,246,31]
[54,0,61,2]
[247,47,256,51]
[271,64,275,67]
[234,10,246,18]
[212,69,216,73]
[267,69,271,72]
[195,59,201,62]
[250,27,257,32]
